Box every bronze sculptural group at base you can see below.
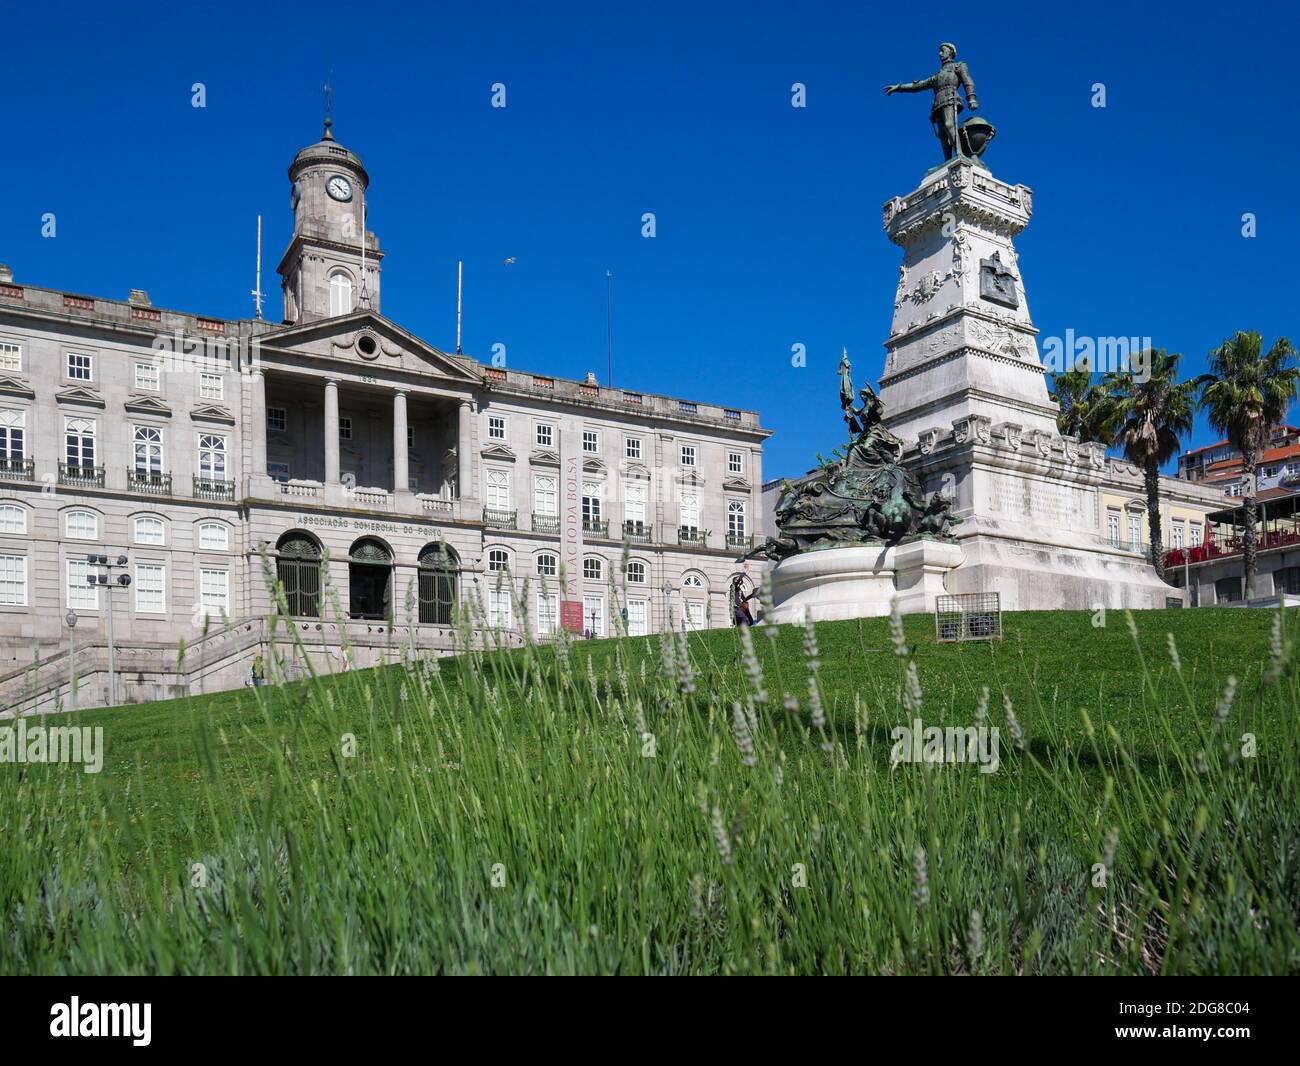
[742,352,961,563]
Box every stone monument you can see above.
[879,45,1184,611]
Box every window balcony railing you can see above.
[59,462,105,488]
[0,457,34,481]
[483,507,517,530]
[622,521,652,544]
[531,513,560,534]
[583,518,609,538]
[678,526,709,546]
[726,532,753,550]
[194,476,235,501]
[128,469,172,495]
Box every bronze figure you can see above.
[885,42,990,164]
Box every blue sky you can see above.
[3,1,1297,477]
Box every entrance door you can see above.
[348,538,393,620]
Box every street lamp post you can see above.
[86,553,131,708]
[65,611,77,713]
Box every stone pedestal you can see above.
[765,540,963,625]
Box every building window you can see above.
[67,559,98,609]
[134,563,166,613]
[66,352,93,381]
[684,599,706,631]
[536,592,559,636]
[487,588,512,629]
[1191,524,1203,548]
[488,548,510,572]
[1172,521,1185,550]
[200,373,224,401]
[485,468,512,511]
[198,434,227,480]
[727,450,744,475]
[65,417,96,468]
[583,595,604,637]
[199,568,230,617]
[680,444,697,467]
[1127,513,1142,549]
[488,415,506,440]
[626,560,646,584]
[583,430,600,454]
[625,436,642,461]
[0,504,26,535]
[134,516,165,545]
[536,552,558,578]
[1107,510,1120,546]
[338,417,352,441]
[727,500,747,538]
[0,554,26,606]
[408,476,419,493]
[583,557,603,581]
[407,426,414,450]
[626,598,648,637]
[0,342,21,373]
[267,462,291,483]
[199,522,229,550]
[134,362,160,391]
[679,491,700,530]
[133,426,164,475]
[417,543,457,625]
[1215,577,1242,604]
[0,410,25,460]
[536,423,554,447]
[65,509,98,540]
[533,475,557,517]
[267,407,287,432]
[623,481,647,527]
[329,273,353,317]
[583,482,603,524]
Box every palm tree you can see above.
[1049,368,1115,444]
[1104,350,1198,580]
[1198,332,1299,599]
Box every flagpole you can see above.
[456,260,463,354]
[605,270,613,387]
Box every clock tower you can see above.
[277,118,383,324]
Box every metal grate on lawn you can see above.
[934,592,1002,643]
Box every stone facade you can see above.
[0,125,769,713]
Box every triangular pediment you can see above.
[124,395,173,417]
[677,470,704,487]
[623,462,651,481]
[481,443,516,462]
[723,476,752,492]
[190,403,236,425]
[260,310,480,384]
[582,457,608,476]
[530,448,560,467]
[55,386,105,409]
[0,376,34,400]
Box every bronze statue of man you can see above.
[884,42,979,162]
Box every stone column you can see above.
[393,389,409,493]
[457,400,472,500]
[249,368,268,481]
[324,379,340,484]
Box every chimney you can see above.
[0,264,13,284]
[128,289,151,306]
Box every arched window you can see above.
[329,273,353,317]
[583,556,603,581]
[134,515,165,545]
[0,503,26,535]
[65,509,98,540]
[488,548,510,572]
[418,543,459,625]
[536,552,558,577]
[626,560,646,584]
[682,571,705,590]
[348,537,392,620]
[276,531,322,618]
[682,571,707,631]
[199,521,230,551]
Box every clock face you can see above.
[326,175,353,202]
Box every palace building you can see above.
[0,121,769,712]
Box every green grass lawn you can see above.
[3,606,1297,975]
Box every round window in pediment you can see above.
[356,332,379,359]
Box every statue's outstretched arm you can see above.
[884,75,935,94]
